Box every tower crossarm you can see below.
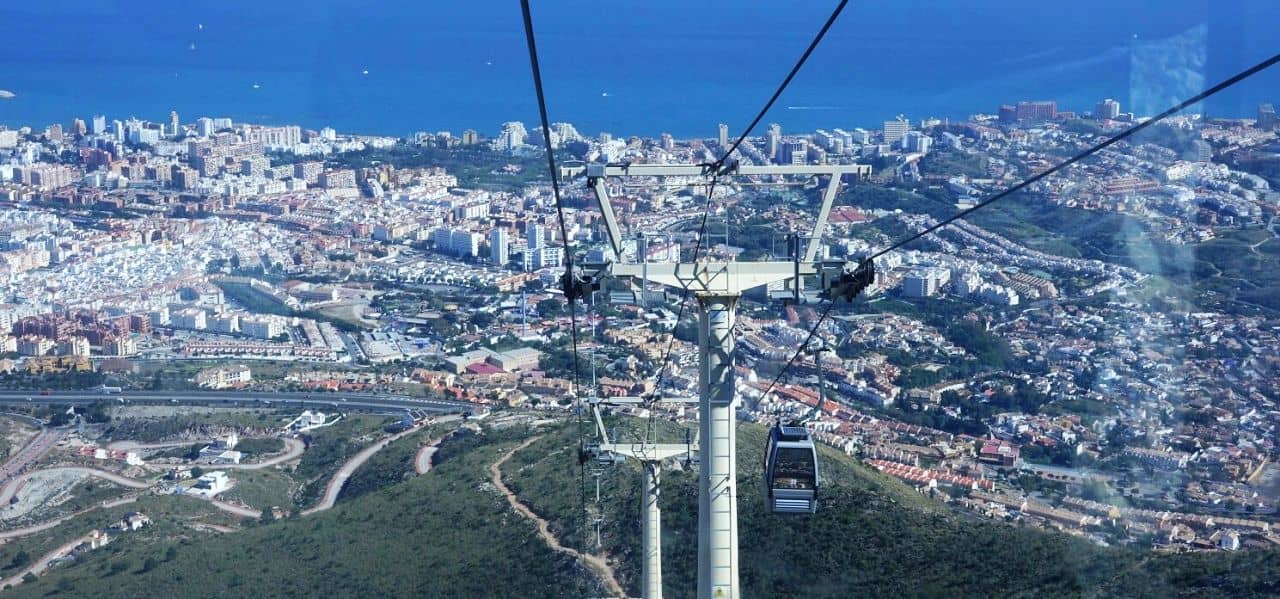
[562,162,870,266]
[612,261,815,295]
[598,443,692,461]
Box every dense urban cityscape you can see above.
[0,91,1278,590]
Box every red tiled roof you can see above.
[466,362,503,375]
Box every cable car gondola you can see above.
[764,423,818,514]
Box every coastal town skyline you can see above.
[0,1,1278,594]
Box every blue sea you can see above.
[0,0,1276,138]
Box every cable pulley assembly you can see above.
[824,258,875,303]
[561,265,604,305]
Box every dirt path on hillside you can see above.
[415,433,456,475]
[188,522,238,533]
[489,437,625,598]
[302,424,425,516]
[0,533,88,587]
[0,496,139,541]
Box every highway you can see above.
[0,428,64,482]
[0,390,474,415]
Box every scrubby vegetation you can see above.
[292,416,396,507]
[104,411,284,443]
[12,419,1280,598]
[11,426,581,598]
[336,425,448,503]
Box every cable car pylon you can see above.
[565,161,872,599]
[586,393,698,599]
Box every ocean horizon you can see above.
[0,0,1276,139]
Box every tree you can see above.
[48,408,72,427]
[469,312,496,329]
[190,467,205,479]
[428,317,456,337]
[84,400,111,423]
[1082,480,1111,502]
[21,573,35,584]
[8,550,30,569]
[946,321,1012,369]
[897,368,943,389]
[537,299,564,318]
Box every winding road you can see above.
[414,441,439,475]
[0,418,459,556]
[0,466,150,506]
[107,435,302,469]
[489,437,625,598]
[188,522,238,534]
[0,428,64,482]
[0,463,268,538]
[0,390,472,415]
[0,497,139,541]
[301,424,427,515]
[0,431,395,541]
[223,438,306,470]
[179,494,262,519]
[1,534,89,588]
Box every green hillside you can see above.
[10,425,584,598]
[505,423,1280,598]
[11,419,1280,598]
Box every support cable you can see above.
[760,51,1280,402]
[520,0,580,388]
[519,2,591,591]
[712,0,850,169]
[650,0,851,401]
